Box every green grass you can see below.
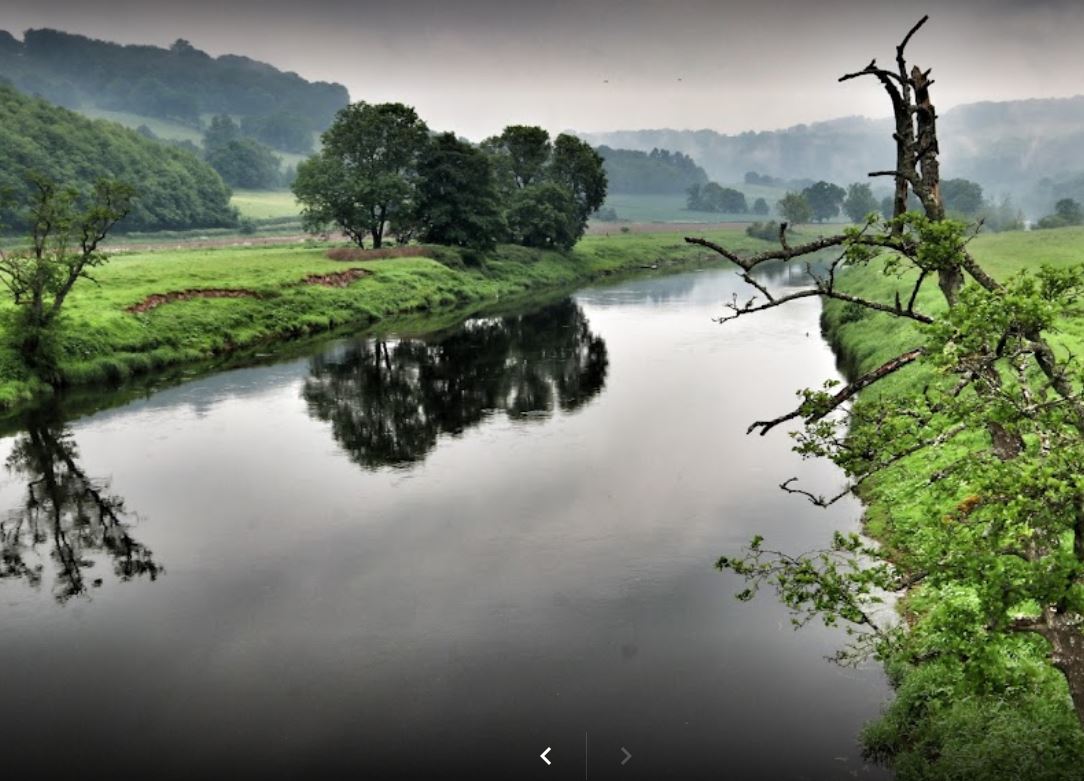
[600,193,751,223]
[230,190,301,220]
[819,225,1084,774]
[600,188,850,224]
[77,107,205,144]
[0,229,760,416]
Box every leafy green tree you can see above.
[801,180,846,222]
[506,183,579,249]
[483,125,552,191]
[478,126,606,250]
[776,191,812,224]
[1036,198,1084,230]
[687,182,747,213]
[752,197,770,216]
[203,114,241,152]
[550,134,607,235]
[413,133,505,250]
[205,138,282,189]
[941,177,984,215]
[1056,197,1084,224]
[842,182,878,222]
[0,175,134,366]
[293,101,429,248]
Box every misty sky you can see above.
[4,0,1083,139]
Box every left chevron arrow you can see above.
[540,747,552,766]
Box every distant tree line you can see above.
[0,84,236,232]
[743,171,815,190]
[0,29,348,151]
[293,103,607,251]
[766,176,1022,231]
[597,146,708,194]
[1035,198,1083,229]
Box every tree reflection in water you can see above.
[0,409,161,602]
[303,298,608,469]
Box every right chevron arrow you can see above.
[620,747,632,766]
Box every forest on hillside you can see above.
[596,146,708,194]
[0,29,349,151]
[0,84,236,231]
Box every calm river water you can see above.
[0,266,889,780]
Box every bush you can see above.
[745,221,781,241]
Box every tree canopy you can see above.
[413,133,505,251]
[801,180,846,222]
[686,182,748,214]
[843,182,879,223]
[293,102,430,248]
[776,191,812,224]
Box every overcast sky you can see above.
[4,0,1082,139]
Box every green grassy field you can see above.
[600,193,764,223]
[230,189,302,220]
[0,229,761,416]
[77,108,311,169]
[600,187,848,225]
[78,107,205,144]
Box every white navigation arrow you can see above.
[540,747,552,766]
[620,747,632,766]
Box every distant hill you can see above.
[0,83,236,232]
[0,28,349,153]
[579,95,1084,215]
[597,146,709,194]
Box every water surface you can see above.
[0,266,888,779]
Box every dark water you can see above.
[0,266,889,780]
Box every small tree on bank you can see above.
[0,175,133,369]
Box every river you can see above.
[0,265,889,780]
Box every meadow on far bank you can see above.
[0,228,764,416]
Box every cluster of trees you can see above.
[0,29,346,148]
[775,181,847,223]
[0,84,236,232]
[743,171,814,190]
[201,115,292,190]
[685,182,757,214]
[293,103,606,251]
[597,146,708,194]
[1036,197,1084,229]
[771,176,1023,231]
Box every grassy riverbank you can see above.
[822,226,1084,776]
[0,228,755,415]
